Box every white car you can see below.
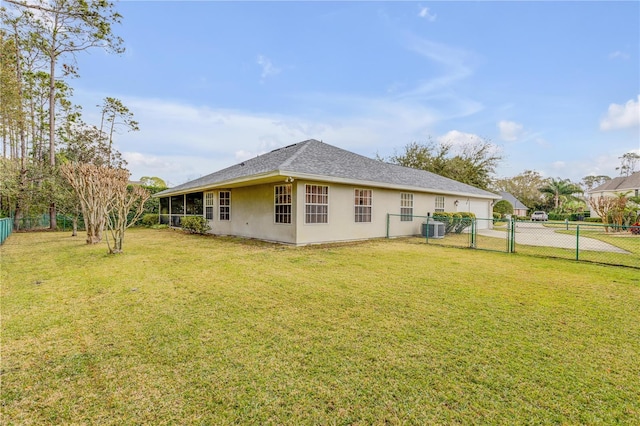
[531,211,548,221]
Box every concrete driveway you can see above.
[478,221,629,253]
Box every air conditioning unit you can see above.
[422,221,445,238]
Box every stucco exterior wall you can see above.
[197,180,493,245]
[295,180,493,245]
[207,183,297,244]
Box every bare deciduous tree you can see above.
[61,162,149,252]
[588,194,627,232]
[105,178,149,254]
[60,162,114,244]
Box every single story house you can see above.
[587,171,640,218]
[155,139,501,245]
[497,191,529,217]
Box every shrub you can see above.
[584,217,602,223]
[141,213,159,227]
[432,212,475,234]
[548,213,568,221]
[181,216,211,235]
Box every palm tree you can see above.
[539,178,583,211]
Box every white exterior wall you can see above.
[207,183,297,244]
[456,199,493,229]
[295,181,493,245]
[200,180,493,245]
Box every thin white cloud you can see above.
[401,36,479,98]
[256,54,280,82]
[609,51,630,60]
[96,95,450,185]
[497,120,524,141]
[418,6,437,22]
[600,95,640,130]
[437,130,484,146]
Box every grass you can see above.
[2,229,640,424]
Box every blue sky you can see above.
[71,1,640,187]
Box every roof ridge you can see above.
[278,139,316,169]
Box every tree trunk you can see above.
[48,20,57,230]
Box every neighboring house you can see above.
[497,191,529,217]
[587,171,640,218]
[155,139,500,245]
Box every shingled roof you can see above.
[589,171,640,193]
[156,139,499,199]
[498,191,528,209]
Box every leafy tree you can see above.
[4,0,125,229]
[385,137,502,190]
[98,97,139,163]
[539,178,583,211]
[492,170,548,212]
[616,152,640,177]
[581,175,611,193]
[136,177,167,218]
[140,176,167,188]
[493,200,513,217]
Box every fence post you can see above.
[425,215,430,243]
[470,218,476,248]
[576,224,580,261]
[386,213,390,239]
[510,217,516,253]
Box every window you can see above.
[400,193,413,221]
[305,184,328,224]
[204,192,215,220]
[274,184,292,224]
[435,196,445,212]
[219,191,230,221]
[354,189,372,223]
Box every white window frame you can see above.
[305,184,329,224]
[204,192,215,220]
[435,195,445,212]
[219,190,230,221]
[354,189,372,223]
[274,184,292,224]
[400,193,413,222]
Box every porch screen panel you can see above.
[186,192,204,215]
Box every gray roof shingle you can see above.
[498,192,528,209]
[590,171,640,193]
[156,139,499,198]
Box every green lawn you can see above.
[2,229,640,424]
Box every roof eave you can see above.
[154,170,500,200]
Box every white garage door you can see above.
[468,200,491,229]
